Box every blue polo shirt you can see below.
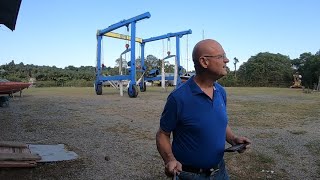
[160,76,228,169]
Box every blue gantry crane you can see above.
[139,30,192,92]
[95,12,192,98]
[95,12,150,98]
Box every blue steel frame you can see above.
[95,12,151,96]
[140,30,192,86]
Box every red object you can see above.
[125,44,129,49]
[0,80,31,95]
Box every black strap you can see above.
[182,164,219,174]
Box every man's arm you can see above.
[226,125,237,145]
[156,128,175,164]
[156,128,182,176]
[226,125,251,151]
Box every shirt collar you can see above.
[188,76,217,95]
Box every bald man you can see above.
[156,39,251,179]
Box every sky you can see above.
[1,0,319,72]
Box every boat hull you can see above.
[0,82,32,95]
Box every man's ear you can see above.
[199,57,208,69]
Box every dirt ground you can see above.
[0,87,319,180]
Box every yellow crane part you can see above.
[104,32,142,43]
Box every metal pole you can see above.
[186,34,189,73]
[119,55,123,96]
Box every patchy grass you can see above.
[225,150,288,179]
[0,158,88,179]
[316,160,320,177]
[272,145,293,158]
[26,86,175,96]
[103,123,154,141]
[254,132,278,139]
[1,87,319,179]
[305,140,320,175]
[306,140,320,155]
[288,130,307,135]
[226,87,320,128]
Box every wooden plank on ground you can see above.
[0,147,13,153]
[0,141,27,148]
[0,141,41,167]
[0,161,37,168]
[0,147,31,154]
[0,153,41,161]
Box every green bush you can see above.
[35,81,57,87]
[64,80,93,87]
[218,75,238,87]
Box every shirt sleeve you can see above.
[160,94,178,133]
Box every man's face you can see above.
[201,43,229,78]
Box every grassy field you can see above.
[1,86,319,179]
[224,87,320,179]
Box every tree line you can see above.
[218,51,320,89]
[0,54,178,87]
[1,51,319,88]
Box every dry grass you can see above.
[225,87,320,179]
[225,151,288,179]
[305,140,320,176]
[0,86,319,179]
[227,88,319,128]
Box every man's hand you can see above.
[233,136,251,153]
[156,128,181,177]
[165,160,182,177]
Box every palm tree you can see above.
[233,57,239,77]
